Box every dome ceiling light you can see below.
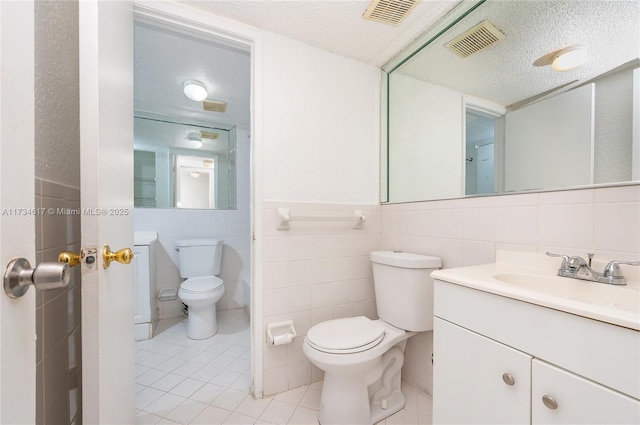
[187,132,203,149]
[551,45,588,72]
[183,79,208,101]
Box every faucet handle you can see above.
[546,252,571,269]
[603,260,640,278]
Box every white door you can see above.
[477,143,495,194]
[0,1,37,423]
[79,1,135,424]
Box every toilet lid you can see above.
[306,316,385,354]
[181,276,223,293]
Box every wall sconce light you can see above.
[551,45,588,72]
[183,79,208,101]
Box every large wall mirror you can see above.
[134,18,250,209]
[134,114,237,209]
[382,0,640,203]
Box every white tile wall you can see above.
[134,208,251,319]
[260,202,382,395]
[381,184,640,395]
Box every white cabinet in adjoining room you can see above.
[134,231,158,340]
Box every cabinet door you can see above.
[433,317,532,424]
[133,245,150,325]
[532,359,640,424]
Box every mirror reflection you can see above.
[385,0,640,203]
[134,20,250,209]
[134,116,236,209]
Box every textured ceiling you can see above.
[395,0,640,108]
[134,21,251,127]
[134,1,461,128]
[178,0,461,66]
[135,0,639,129]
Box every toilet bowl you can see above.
[178,276,224,339]
[303,316,414,425]
[176,238,225,340]
[304,250,441,425]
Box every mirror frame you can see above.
[380,0,640,204]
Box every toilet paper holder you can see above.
[266,320,297,346]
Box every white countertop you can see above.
[431,251,640,331]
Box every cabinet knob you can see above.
[502,373,515,386]
[542,395,558,410]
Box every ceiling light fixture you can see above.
[190,172,200,178]
[183,79,208,101]
[551,45,588,72]
[187,132,203,149]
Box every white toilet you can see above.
[303,250,441,425]
[176,238,225,340]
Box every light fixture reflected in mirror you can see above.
[183,79,208,101]
[187,132,203,149]
[551,45,588,72]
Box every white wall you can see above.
[257,31,383,394]
[594,67,635,183]
[261,32,380,204]
[388,73,463,202]
[505,84,595,191]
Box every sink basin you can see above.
[494,273,640,313]
[431,251,640,330]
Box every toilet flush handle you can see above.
[102,246,134,269]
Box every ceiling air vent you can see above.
[202,99,227,113]
[445,20,505,58]
[200,131,219,140]
[363,0,417,25]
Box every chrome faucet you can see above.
[546,252,640,286]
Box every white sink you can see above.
[493,273,640,313]
[431,251,640,330]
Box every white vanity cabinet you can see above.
[433,279,640,425]
[434,317,531,424]
[531,359,640,424]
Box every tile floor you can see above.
[135,309,433,424]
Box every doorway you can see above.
[464,107,503,196]
[131,11,256,421]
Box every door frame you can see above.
[132,0,265,398]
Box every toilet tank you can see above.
[176,238,224,278]
[370,250,441,332]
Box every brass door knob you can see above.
[58,251,81,268]
[102,246,134,269]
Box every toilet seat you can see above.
[306,316,386,354]
[180,276,223,294]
